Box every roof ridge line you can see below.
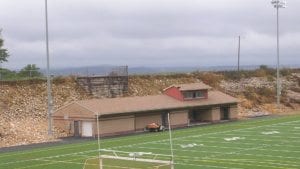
[52,102,75,114]
[75,102,98,115]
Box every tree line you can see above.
[0,30,43,80]
[0,29,9,64]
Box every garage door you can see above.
[82,121,93,137]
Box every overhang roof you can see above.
[66,90,237,116]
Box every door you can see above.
[188,110,197,123]
[82,121,93,137]
[74,121,80,137]
[161,112,168,127]
[221,107,229,120]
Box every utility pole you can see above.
[271,0,287,108]
[237,36,241,73]
[0,30,3,81]
[45,0,53,135]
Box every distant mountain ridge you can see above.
[42,64,300,76]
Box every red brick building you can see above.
[53,82,238,137]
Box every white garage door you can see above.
[82,121,93,137]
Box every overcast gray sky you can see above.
[0,0,299,69]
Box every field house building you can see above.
[53,83,238,137]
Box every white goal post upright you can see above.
[96,112,102,169]
[167,113,175,169]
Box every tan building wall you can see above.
[196,109,212,121]
[169,110,188,127]
[54,118,95,136]
[54,102,238,137]
[211,107,221,121]
[53,119,72,134]
[98,115,135,135]
[229,104,238,119]
[135,113,162,130]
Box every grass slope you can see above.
[0,114,300,169]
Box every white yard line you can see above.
[233,130,300,135]
[174,162,243,169]
[180,138,300,149]
[177,158,299,169]
[0,142,97,158]
[132,146,300,169]
[0,149,98,166]
[216,158,300,167]
[134,146,300,161]
[112,119,300,150]
[15,156,87,169]
[155,142,300,153]
[214,133,300,139]
[206,136,300,143]
[276,123,300,126]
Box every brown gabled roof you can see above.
[69,90,237,116]
[164,82,212,91]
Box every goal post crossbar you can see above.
[100,155,173,165]
[99,149,173,158]
[83,154,174,169]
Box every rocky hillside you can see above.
[0,77,91,147]
[1,71,300,148]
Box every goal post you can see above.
[83,149,174,169]
[92,111,175,169]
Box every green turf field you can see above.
[1,114,300,169]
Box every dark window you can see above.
[183,91,204,99]
[183,92,193,99]
[195,91,204,98]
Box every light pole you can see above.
[271,0,286,108]
[45,0,53,135]
[237,36,240,72]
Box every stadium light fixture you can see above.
[271,0,286,108]
[44,0,53,135]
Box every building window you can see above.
[183,91,205,99]
[195,91,204,98]
[183,92,193,99]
